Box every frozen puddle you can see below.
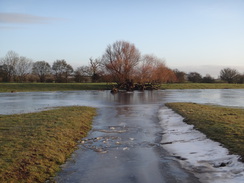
[159,106,244,183]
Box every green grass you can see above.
[165,102,244,161]
[161,83,244,89]
[0,83,113,92]
[0,106,96,183]
[1,83,244,93]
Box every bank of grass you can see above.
[1,83,244,93]
[161,83,244,89]
[0,106,96,183]
[0,83,113,92]
[165,102,244,161]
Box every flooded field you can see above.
[0,89,244,182]
[1,89,243,115]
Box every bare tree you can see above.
[52,60,73,83]
[15,56,33,82]
[0,51,19,82]
[32,61,51,82]
[135,55,176,89]
[63,64,73,83]
[0,51,33,82]
[89,58,102,82]
[220,68,239,83]
[135,54,156,85]
[101,40,141,86]
[74,66,91,82]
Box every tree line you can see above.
[1,41,244,88]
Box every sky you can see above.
[0,0,243,78]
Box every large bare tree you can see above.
[101,40,141,86]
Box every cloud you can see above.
[0,25,22,30]
[0,12,63,24]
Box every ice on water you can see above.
[159,107,244,183]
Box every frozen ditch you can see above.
[159,106,244,183]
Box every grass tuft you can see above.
[0,106,96,182]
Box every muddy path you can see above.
[54,98,200,183]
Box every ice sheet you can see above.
[159,106,244,183]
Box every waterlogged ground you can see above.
[0,89,244,182]
[159,107,244,183]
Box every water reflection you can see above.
[0,89,243,114]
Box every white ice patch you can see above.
[159,106,244,183]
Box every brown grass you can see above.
[0,106,96,182]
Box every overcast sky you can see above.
[0,0,243,78]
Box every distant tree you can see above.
[52,60,73,83]
[0,51,19,82]
[187,72,202,83]
[0,51,33,82]
[219,68,239,83]
[64,64,73,82]
[74,66,91,82]
[202,74,215,83]
[0,64,7,82]
[239,74,244,84]
[32,61,51,82]
[236,73,244,84]
[173,69,186,83]
[101,40,141,86]
[89,58,102,82]
[15,56,33,82]
[0,65,5,81]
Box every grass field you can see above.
[0,83,113,92]
[160,83,244,89]
[0,83,244,93]
[0,106,96,183]
[165,102,244,161]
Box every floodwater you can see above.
[0,89,244,182]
